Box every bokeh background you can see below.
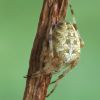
[0,0,100,100]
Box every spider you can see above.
[25,0,84,97]
[46,2,84,97]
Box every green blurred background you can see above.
[0,0,100,100]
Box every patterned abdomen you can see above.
[52,21,81,68]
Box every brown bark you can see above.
[23,0,68,100]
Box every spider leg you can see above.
[69,1,77,30]
[46,66,72,97]
[50,65,71,84]
[69,1,84,48]
[49,27,54,58]
[24,70,44,79]
[46,77,59,97]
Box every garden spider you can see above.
[25,0,84,97]
[46,1,84,97]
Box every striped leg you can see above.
[46,66,72,97]
[51,66,71,85]
[69,1,84,47]
[68,0,77,30]
[49,27,54,58]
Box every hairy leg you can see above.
[46,66,72,97]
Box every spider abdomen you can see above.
[52,21,81,68]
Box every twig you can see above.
[23,0,68,100]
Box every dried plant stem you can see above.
[23,0,68,100]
